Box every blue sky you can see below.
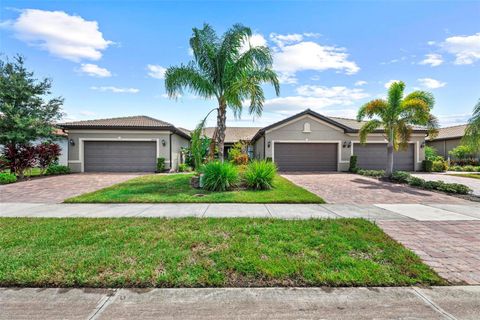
[1,1,479,129]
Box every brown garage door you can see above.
[353,143,414,171]
[274,143,337,171]
[84,141,157,172]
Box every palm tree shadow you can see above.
[351,177,438,197]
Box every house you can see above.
[251,109,428,172]
[59,116,190,172]
[426,124,467,159]
[59,109,428,173]
[203,127,261,158]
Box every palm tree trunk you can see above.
[386,130,394,176]
[216,100,227,162]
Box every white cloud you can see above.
[4,9,112,62]
[79,63,111,77]
[272,41,360,80]
[384,80,401,88]
[90,86,139,93]
[354,80,367,86]
[264,85,369,115]
[239,33,267,54]
[277,72,298,84]
[419,53,443,67]
[417,78,446,89]
[441,33,480,65]
[270,33,305,47]
[79,110,96,116]
[147,64,167,79]
[427,41,436,46]
[436,113,471,126]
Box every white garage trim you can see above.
[272,140,343,171]
[78,138,160,173]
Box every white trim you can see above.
[272,140,343,171]
[67,130,171,134]
[68,160,81,163]
[266,115,344,135]
[79,138,160,173]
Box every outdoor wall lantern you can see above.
[161,139,166,147]
[267,141,271,148]
[347,141,352,148]
[420,142,425,148]
[69,139,75,146]
[342,141,347,148]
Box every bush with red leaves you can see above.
[3,144,37,179]
[36,143,61,173]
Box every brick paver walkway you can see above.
[378,220,480,285]
[0,173,143,203]
[282,173,470,204]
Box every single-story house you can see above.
[203,127,262,158]
[59,109,429,173]
[426,124,467,159]
[251,109,428,172]
[59,116,190,172]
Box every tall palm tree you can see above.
[357,81,439,176]
[462,99,480,152]
[165,23,280,160]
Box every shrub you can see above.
[448,145,476,160]
[432,160,448,172]
[228,142,249,165]
[437,183,471,195]
[2,143,37,178]
[391,171,411,183]
[0,172,17,184]
[422,160,433,172]
[462,165,476,172]
[425,146,443,161]
[201,161,239,191]
[357,169,385,178]
[45,164,70,175]
[450,159,480,166]
[156,158,165,172]
[178,163,191,172]
[244,160,277,190]
[449,165,462,172]
[408,177,425,187]
[349,155,358,173]
[36,143,61,174]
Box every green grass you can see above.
[65,173,324,203]
[0,218,444,287]
[2,167,42,177]
[449,173,480,180]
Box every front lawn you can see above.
[65,173,324,203]
[0,218,444,287]
[449,173,480,180]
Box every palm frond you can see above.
[463,99,480,152]
[189,24,219,80]
[395,120,413,150]
[359,119,382,143]
[404,91,435,110]
[164,64,216,99]
[357,99,388,121]
[387,81,405,116]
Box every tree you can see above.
[462,99,480,152]
[357,81,439,176]
[0,55,64,146]
[165,23,280,160]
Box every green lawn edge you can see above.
[0,218,445,287]
[448,173,480,180]
[65,173,325,204]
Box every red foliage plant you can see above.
[3,144,37,179]
[36,143,61,173]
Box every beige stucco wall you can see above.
[171,134,190,170]
[256,115,426,171]
[253,136,265,159]
[427,138,462,159]
[66,129,177,172]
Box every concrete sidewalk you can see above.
[1,202,479,221]
[1,286,479,319]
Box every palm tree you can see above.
[357,81,439,176]
[462,99,480,152]
[165,23,280,160]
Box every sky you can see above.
[1,1,479,129]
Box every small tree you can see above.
[463,99,480,152]
[449,145,475,160]
[3,144,37,179]
[0,55,64,148]
[36,143,61,174]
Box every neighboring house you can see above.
[59,116,190,173]
[203,127,261,158]
[251,109,428,172]
[426,124,470,159]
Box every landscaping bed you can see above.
[0,218,444,287]
[65,173,324,203]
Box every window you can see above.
[303,122,311,133]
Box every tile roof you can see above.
[428,124,467,141]
[203,127,261,143]
[59,115,174,129]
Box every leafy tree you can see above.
[448,145,475,160]
[0,55,64,146]
[357,81,438,176]
[462,99,480,152]
[165,23,280,160]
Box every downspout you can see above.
[263,135,266,159]
[169,133,172,170]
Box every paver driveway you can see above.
[0,173,143,203]
[378,220,480,285]
[281,173,470,204]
